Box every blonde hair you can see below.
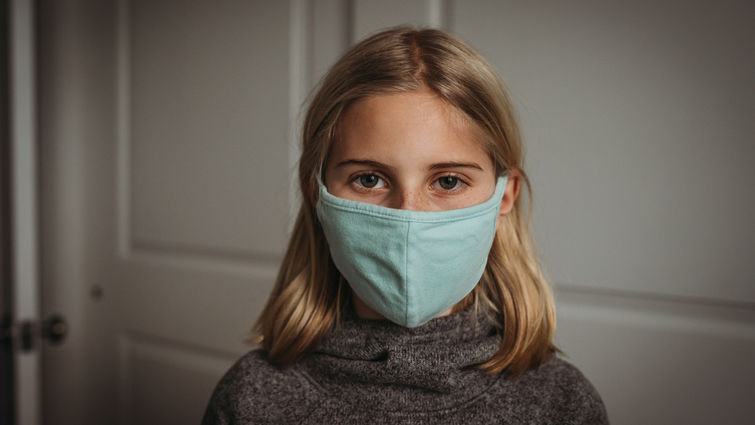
[254,27,556,375]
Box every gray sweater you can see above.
[202,306,608,424]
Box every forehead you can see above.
[331,90,491,167]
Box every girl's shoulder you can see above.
[496,355,609,424]
[201,349,318,425]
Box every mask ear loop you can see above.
[317,162,326,188]
[309,157,328,207]
[313,163,327,207]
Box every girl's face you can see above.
[323,88,519,320]
[325,88,516,215]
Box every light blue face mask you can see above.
[316,176,507,327]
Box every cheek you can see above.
[433,182,496,210]
[441,193,485,210]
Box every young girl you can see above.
[203,27,608,424]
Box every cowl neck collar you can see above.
[300,305,503,411]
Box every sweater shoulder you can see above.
[501,356,609,424]
[201,349,317,425]
[533,356,601,392]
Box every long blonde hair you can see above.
[254,27,556,375]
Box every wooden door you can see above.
[37,0,311,423]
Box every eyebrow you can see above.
[335,159,484,172]
[428,161,484,171]
[335,159,394,170]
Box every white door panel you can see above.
[126,0,290,259]
[453,0,755,303]
[40,0,292,424]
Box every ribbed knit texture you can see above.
[202,306,609,424]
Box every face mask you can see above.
[316,176,507,327]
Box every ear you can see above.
[496,169,521,228]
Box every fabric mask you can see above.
[316,176,507,327]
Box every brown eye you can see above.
[437,176,460,190]
[357,174,384,189]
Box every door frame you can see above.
[7,0,41,424]
[1,0,16,422]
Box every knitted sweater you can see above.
[202,306,608,424]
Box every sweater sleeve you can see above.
[201,397,229,425]
[547,357,610,425]
[200,355,246,425]
[567,375,609,425]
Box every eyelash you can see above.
[433,175,466,192]
[352,173,387,190]
[350,172,469,192]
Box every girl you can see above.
[203,27,608,424]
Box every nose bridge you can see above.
[398,187,426,211]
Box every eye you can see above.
[355,173,386,189]
[435,176,462,191]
